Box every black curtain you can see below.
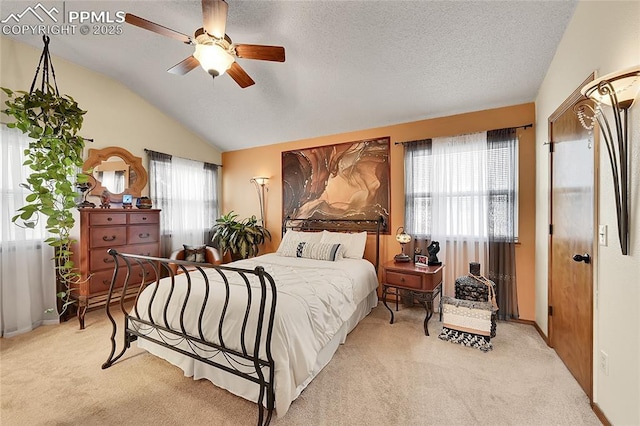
[147,150,173,257]
[404,139,432,241]
[203,162,220,246]
[487,128,519,320]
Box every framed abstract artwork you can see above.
[282,137,390,233]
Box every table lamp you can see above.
[394,227,411,262]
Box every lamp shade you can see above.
[581,65,640,109]
[252,177,269,186]
[193,44,234,77]
[394,227,411,262]
[395,227,411,244]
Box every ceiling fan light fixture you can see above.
[193,43,234,77]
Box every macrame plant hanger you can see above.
[29,35,59,96]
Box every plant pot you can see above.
[230,251,246,262]
[136,197,153,209]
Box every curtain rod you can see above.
[144,148,222,167]
[394,123,533,145]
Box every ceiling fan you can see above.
[125,0,285,88]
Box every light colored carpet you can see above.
[0,304,601,425]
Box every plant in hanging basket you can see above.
[1,36,87,317]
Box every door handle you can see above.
[572,253,591,264]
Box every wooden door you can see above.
[548,74,596,400]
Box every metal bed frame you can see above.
[101,217,384,425]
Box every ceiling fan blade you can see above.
[125,13,192,44]
[167,56,200,75]
[227,62,255,88]
[202,0,228,39]
[235,44,285,62]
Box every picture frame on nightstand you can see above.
[415,254,427,266]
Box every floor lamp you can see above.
[250,176,269,226]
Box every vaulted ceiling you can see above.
[2,1,577,152]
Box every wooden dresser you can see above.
[74,209,161,329]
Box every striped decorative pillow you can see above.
[296,242,343,261]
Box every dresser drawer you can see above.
[90,227,127,248]
[88,268,125,294]
[127,225,159,244]
[121,243,159,258]
[89,248,118,272]
[89,243,159,272]
[128,212,159,224]
[89,264,158,294]
[385,271,422,290]
[133,263,159,284]
[90,212,127,226]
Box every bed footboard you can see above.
[101,249,278,426]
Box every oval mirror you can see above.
[82,147,147,203]
[93,156,129,193]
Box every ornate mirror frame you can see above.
[83,146,148,203]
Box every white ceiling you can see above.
[2,1,577,152]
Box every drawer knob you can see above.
[142,217,147,221]
[107,217,113,221]
[102,279,110,285]
[400,277,405,282]
[103,235,117,242]
[138,233,150,239]
[103,257,115,264]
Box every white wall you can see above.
[1,36,222,172]
[535,1,640,424]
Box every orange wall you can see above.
[222,103,537,320]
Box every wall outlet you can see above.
[599,225,608,246]
[600,350,609,375]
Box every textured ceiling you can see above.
[1,1,577,152]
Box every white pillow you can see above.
[276,230,323,257]
[320,230,367,259]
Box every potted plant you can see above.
[1,37,87,316]
[211,211,271,260]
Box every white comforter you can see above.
[135,253,378,416]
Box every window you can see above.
[487,136,519,240]
[148,150,219,255]
[1,126,48,242]
[404,128,520,320]
[1,124,58,336]
[404,130,518,241]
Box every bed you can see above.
[101,217,384,425]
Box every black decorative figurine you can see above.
[75,181,95,209]
[427,241,442,266]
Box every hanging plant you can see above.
[1,36,87,315]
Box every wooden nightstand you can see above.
[381,261,444,336]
